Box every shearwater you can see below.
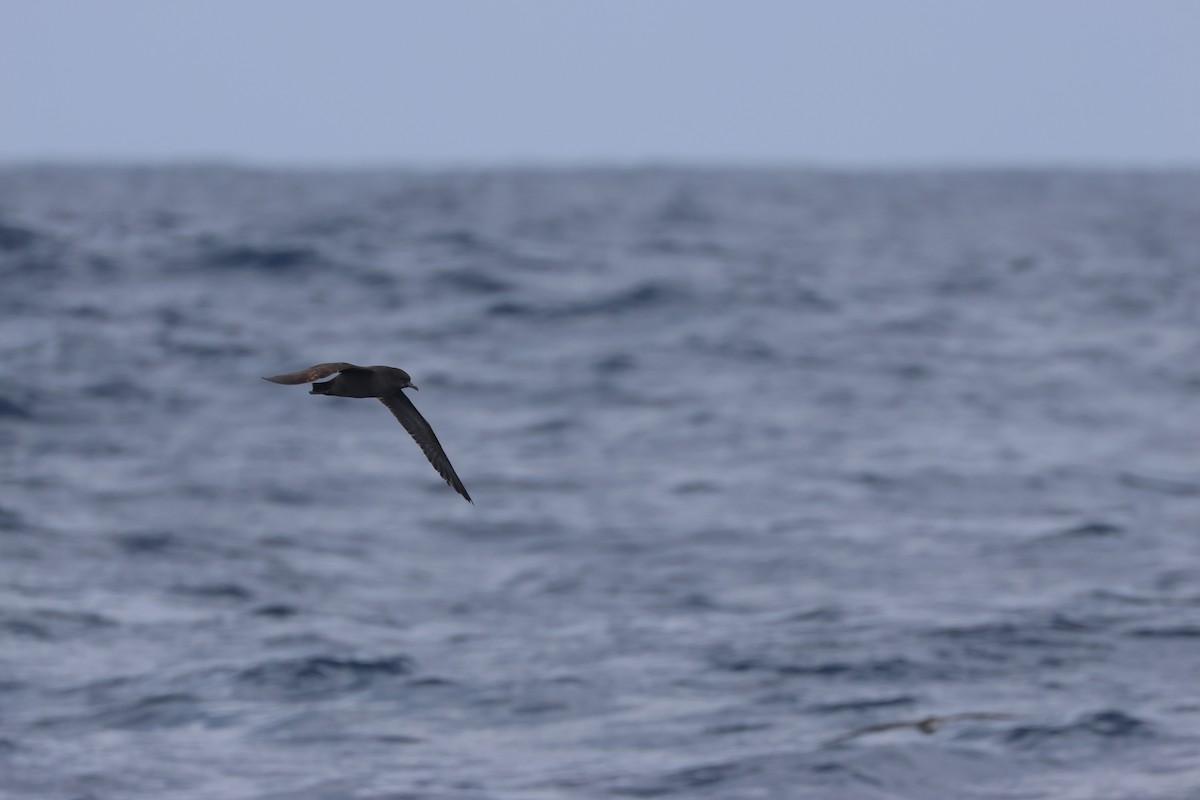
[264,362,472,503]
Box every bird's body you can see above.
[264,362,472,503]
[308,365,412,399]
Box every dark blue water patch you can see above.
[0,220,40,251]
[593,351,637,373]
[776,658,939,681]
[112,530,177,554]
[702,720,773,736]
[1004,709,1153,748]
[1045,613,1111,633]
[671,592,722,611]
[351,267,401,292]
[234,655,415,700]
[1154,568,1200,593]
[489,300,545,318]
[809,696,918,715]
[930,618,1107,645]
[1128,625,1200,638]
[406,676,458,689]
[171,583,254,602]
[252,604,301,619]
[260,486,320,506]
[0,618,48,639]
[0,609,116,640]
[612,760,755,797]
[64,302,111,320]
[83,252,120,278]
[709,649,948,682]
[765,606,842,626]
[924,619,1111,672]
[0,395,33,419]
[601,750,909,799]
[372,734,422,745]
[671,480,721,495]
[847,471,901,490]
[521,417,577,435]
[0,505,25,531]
[87,693,215,731]
[1048,521,1126,539]
[196,241,320,273]
[891,362,934,381]
[430,268,514,294]
[653,187,716,226]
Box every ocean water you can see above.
[1,165,1198,799]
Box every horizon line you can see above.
[2,155,1199,174]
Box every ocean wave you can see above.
[430,267,515,294]
[196,242,320,272]
[0,396,31,419]
[0,609,115,640]
[710,650,947,682]
[1005,710,1153,748]
[235,655,415,700]
[1128,625,1200,638]
[4,166,1200,798]
[0,506,25,531]
[613,759,754,797]
[0,220,41,251]
[809,695,918,714]
[87,693,209,731]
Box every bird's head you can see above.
[396,369,418,391]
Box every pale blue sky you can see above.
[2,0,1198,166]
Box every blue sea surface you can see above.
[1,166,1199,799]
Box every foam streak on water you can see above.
[1,166,1199,799]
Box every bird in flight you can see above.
[263,362,472,503]
[826,712,1016,745]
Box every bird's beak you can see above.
[408,383,419,391]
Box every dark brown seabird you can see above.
[826,712,1017,745]
[263,363,472,503]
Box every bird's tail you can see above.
[309,380,332,395]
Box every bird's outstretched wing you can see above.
[379,392,472,503]
[263,363,365,384]
[940,713,1016,724]
[827,720,923,744]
